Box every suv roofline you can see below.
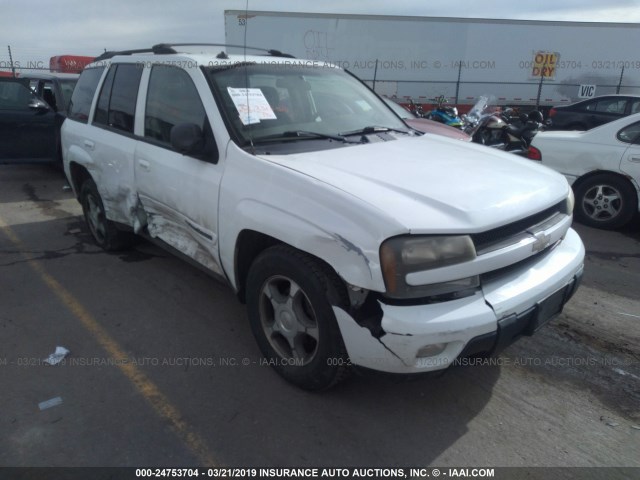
[94,43,295,62]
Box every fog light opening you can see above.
[416,343,448,358]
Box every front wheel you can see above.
[574,174,637,229]
[246,245,350,390]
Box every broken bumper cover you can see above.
[333,228,585,374]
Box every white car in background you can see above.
[528,113,640,229]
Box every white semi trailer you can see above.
[225,10,640,107]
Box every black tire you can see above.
[246,245,350,390]
[574,174,638,229]
[80,178,135,251]
[472,129,490,145]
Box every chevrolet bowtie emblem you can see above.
[532,232,551,253]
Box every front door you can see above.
[134,65,224,276]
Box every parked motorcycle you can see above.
[425,95,464,128]
[463,95,544,155]
[407,99,427,118]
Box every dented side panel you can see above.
[65,120,139,227]
[145,212,222,275]
[133,138,225,276]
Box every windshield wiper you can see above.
[252,130,360,144]
[339,126,410,136]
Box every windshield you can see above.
[466,95,495,123]
[205,63,407,145]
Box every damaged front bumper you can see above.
[333,228,585,374]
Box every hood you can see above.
[260,135,570,233]
[404,118,471,141]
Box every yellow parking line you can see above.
[0,216,219,467]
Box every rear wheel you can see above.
[246,245,350,390]
[80,179,135,250]
[574,174,637,229]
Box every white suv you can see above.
[62,44,585,390]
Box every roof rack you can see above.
[93,43,295,62]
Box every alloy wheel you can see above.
[258,275,320,365]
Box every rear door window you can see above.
[94,67,116,126]
[94,64,143,133]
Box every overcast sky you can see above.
[1,0,639,67]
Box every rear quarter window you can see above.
[68,66,105,123]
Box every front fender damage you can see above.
[333,305,411,371]
[332,289,497,373]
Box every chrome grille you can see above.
[472,201,566,255]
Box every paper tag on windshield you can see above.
[227,87,277,125]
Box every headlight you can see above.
[380,235,478,299]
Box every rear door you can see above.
[0,77,56,162]
[87,63,143,224]
[134,64,224,276]
[618,120,640,191]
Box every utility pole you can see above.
[372,59,378,92]
[455,60,463,105]
[616,66,625,94]
[535,57,548,109]
[7,45,16,77]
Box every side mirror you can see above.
[170,123,204,156]
[29,99,50,112]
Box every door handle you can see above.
[138,159,151,171]
[629,156,640,163]
[83,140,94,150]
